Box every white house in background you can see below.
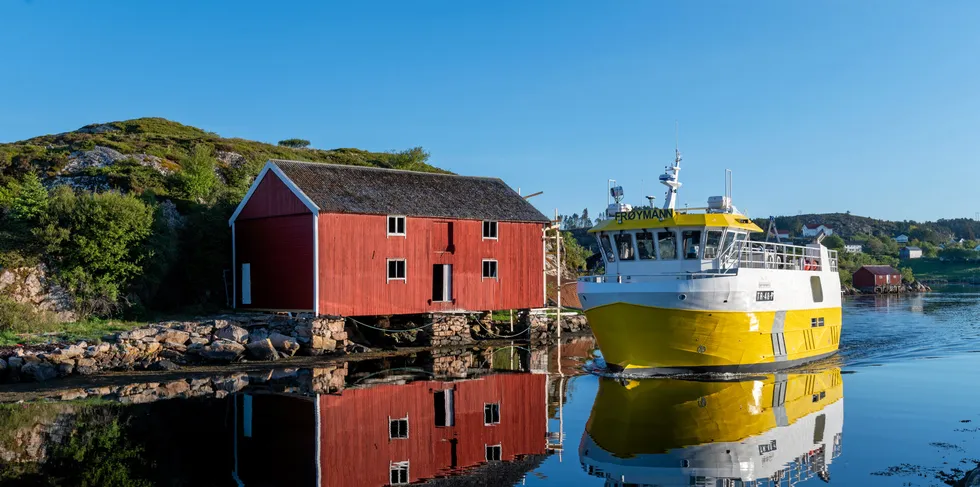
[900,246,923,259]
[776,229,791,240]
[894,234,909,244]
[973,244,980,252]
[801,224,833,237]
[844,243,863,253]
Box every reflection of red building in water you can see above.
[234,372,547,487]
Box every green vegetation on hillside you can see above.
[0,118,443,330]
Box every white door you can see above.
[241,263,251,305]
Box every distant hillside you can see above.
[0,117,445,192]
[754,212,980,243]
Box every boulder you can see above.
[22,362,58,382]
[201,340,245,362]
[245,339,278,361]
[215,324,249,343]
[123,327,159,340]
[156,329,190,346]
[248,328,269,343]
[149,360,181,371]
[268,332,300,356]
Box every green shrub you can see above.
[277,138,310,148]
[0,295,57,333]
[173,144,218,202]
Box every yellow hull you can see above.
[584,303,842,370]
[586,368,844,455]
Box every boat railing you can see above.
[723,240,838,273]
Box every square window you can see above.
[388,215,406,236]
[482,260,498,279]
[484,403,500,425]
[387,259,406,281]
[389,417,409,439]
[483,221,498,239]
[390,461,409,484]
[485,444,502,462]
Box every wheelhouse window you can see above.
[389,417,409,439]
[390,461,410,485]
[682,231,702,260]
[482,259,498,279]
[721,230,736,254]
[614,233,635,260]
[387,215,406,236]
[483,220,498,239]
[599,234,616,262]
[636,231,656,260]
[387,259,407,281]
[657,231,677,260]
[703,230,724,259]
[484,403,500,425]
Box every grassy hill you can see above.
[754,212,980,242]
[0,118,444,332]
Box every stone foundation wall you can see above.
[0,314,350,383]
[429,314,474,347]
[432,348,476,378]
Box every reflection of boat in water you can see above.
[579,368,844,486]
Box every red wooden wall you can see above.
[234,170,315,310]
[317,214,545,316]
[318,373,547,487]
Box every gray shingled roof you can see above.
[270,159,550,223]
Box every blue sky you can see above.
[2,1,979,222]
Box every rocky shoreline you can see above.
[841,280,932,295]
[0,311,590,384]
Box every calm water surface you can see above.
[1,292,979,486]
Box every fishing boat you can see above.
[577,147,842,372]
[579,368,845,486]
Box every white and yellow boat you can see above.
[577,149,842,372]
[579,368,845,486]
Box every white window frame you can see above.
[387,259,407,282]
[485,444,502,462]
[389,461,410,485]
[482,259,499,280]
[484,402,500,425]
[388,416,409,439]
[387,215,406,237]
[482,220,498,240]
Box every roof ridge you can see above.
[267,158,504,182]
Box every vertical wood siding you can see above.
[237,171,312,220]
[236,214,314,310]
[318,373,547,487]
[318,214,545,316]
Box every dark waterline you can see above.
[0,293,978,486]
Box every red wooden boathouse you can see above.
[229,160,550,316]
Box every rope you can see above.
[346,315,533,339]
[345,316,437,333]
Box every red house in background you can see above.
[852,265,902,293]
[233,373,548,486]
[229,160,550,316]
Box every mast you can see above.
[659,124,683,210]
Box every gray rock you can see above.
[245,339,278,361]
[215,324,249,343]
[189,337,210,346]
[57,363,74,376]
[248,328,269,342]
[149,360,180,371]
[59,344,85,359]
[201,340,245,362]
[22,362,57,382]
[123,327,159,341]
[213,373,248,392]
[268,332,300,356]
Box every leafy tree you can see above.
[174,144,219,203]
[561,231,593,273]
[36,188,155,317]
[823,234,845,250]
[580,208,592,228]
[10,172,48,222]
[277,138,310,148]
[899,266,915,283]
[386,146,431,171]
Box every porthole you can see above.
[678,294,687,301]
